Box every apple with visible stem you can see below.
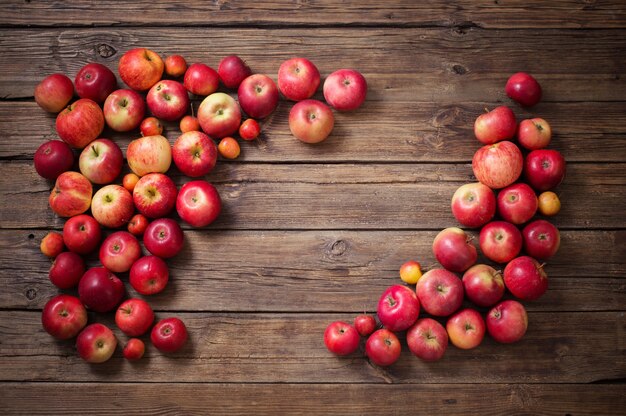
[49,171,92,218]
[34,73,74,113]
[376,284,420,332]
[115,298,155,337]
[238,74,279,119]
[289,99,335,144]
[147,80,190,122]
[123,338,146,361]
[218,55,252,89]
[537,191,561,216]
[41,294,87,340]
[474,106,517,145]
[143,218,185,258]
[472,141,523,189]
[74,63,117,104]
[34,140,74,180]
[118,47,164,91]
[180,115,200,133]
[40,231,64,258]
[450,182,496,228]
[79,138,124,185]
[432,227,477,273]
[172,131,218,177]
[91,185,134,228]
[522,219,560,260]
[504,256,548,301]
[127,213,149,236]
[103,89,145,132]
[184,63,219,96]
[524,149,566,192]
[323,69,367,111]
[176,180,222,227]
[197,92,242,139]
[415,268,464,317]
[278,57,320,101]
[63,214,101,255]
[517,118,551,150]
[133,173,178,219]
[239,118,260,141]
[462,264,505,307]
[78,267,125,313]
[487,300,528,343]
[506,72,542,107]
[479,221,523,264]
[56,98,104,149]
[365,329,401,367]
[354,314,376,337]
[126,135,172,176]
[164,54,187,78]
[406,318,448,361]
[49,251,85,289]
[76,323,117,364]
[446,308,485,350]
[399,260,422,285]
[129,255,170,295]
[497,182,538,225]
[99,231,142,273]
[140,117,163,136]
[323,321,360,355]
[151,317,188,353]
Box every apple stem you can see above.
[190,103,195,117]
[538,263,547,270]
[484,107,490,113]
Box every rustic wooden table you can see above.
[1,1,625,414]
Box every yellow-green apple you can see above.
[323,69,367,111]
[99,231,142,273]
[118,47,164,91]
[34,73,74,113]
[41,294,87,340]
[183,63,219,96]
[34,140,75,180]
[505,72,542,107]
[78,267,125,313]
[289,99,334,144]
[48,251,85,289]
[497,183,537,225]
[40,231,64,258]
[237,74,279,119]
[474,106,516,145]
[487,300,528,343]
[91,185,134,228]
[172,131,218,177]
[133,173,178,218]
[147,80,190,121]
[479,221,522,264]
[354,315,376,337]
[218,55,252,89]
[517,118,551,150]
[79,138,124,184]
[472,141,523,189]
[49,171,92,217]
[176,180,222,227]
[462,264,505,307]
[450,182,496,228]
[415,268,463,316]
[74,63,117,104]
[278,57,320,101]
[126,135,172,176]
[55,98,104,149]
[377,284,420,332]
[323,321,360,356]
[151,317,188,353]
[62,214,101,254]
[446,308,485,350]
[524,149,566,191]
[399,260,422,284]
[406,318,448,361]
[127,213,149,236]
[76,323,117,363]
[198,92,242,138]
[180,115,200,133]
[103,89,146,132]
[164,54,187,78]
[522,219,560,260]
[365,329,401,366]
[432,227,477,272]
[115,298,154,337]
[123,338,145,361]
[143,218,184,258]
[504,256,548,301]
[129,255,169,295]
[140,116,163,136]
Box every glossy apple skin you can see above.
[474,106,517,145]
[147,80,190,122]
[524,149,566,192]
[415,268,464,317]
[218,55,252,89]
[63,214,101,255]
[115,298,155,337]
[49,251,85,289]
[34,140,75,180]
[323,321,360,356]
[79,138,124,184]
[504,256,548,301]
[76,323,117,364]
[197,92,242,139]
[133,173,178,219]
[129,255,170,295]
[323,69,367,111]
[239,118,260,141]
[472,141,523,189]
[74,63,117,104]
[377,284,420,332]
[517,118,551,150]
[278,57,321,101]
[432,227,477,273]
[128,213,149,236]
[172,131,218,177]
[118,48,164,91]
[151,317,188,353]
[126,135,172,177]
[103,89,145,132]
[164,54,188,78]
[123,173,140,193]
[462,264,505,307]
[34,73,74,113]
[78,267,125,313]
[399,260,422,285]
[238,74,279,119]
[446,308,486,350]
[505,72,542,107]
[55,98,105,149]
[479,221,523,264]
[41,294,87,340]
[176,180,222,227]
[91,185,134,229]
[487,300,528,343]
[354,315,377,337]
[40,231,65,258]
[218,137,240,159]
[497,183,538,225]
[537,191,561,216]
[183,63,219,96]
[365,329,401,367]
[180,115,200,133]
[143,218,184,258]
[289,99,335,144]
[140,117,163,137]
[49,171,92,217]
[123,338,146,361]
[450,182,496,228]
[406,318,448,361]
[522,219,560,260]
[99,231,142,273]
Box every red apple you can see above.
[151,317,188,353]
[123,338,146,361]
[450,182,496,228]
[172,131,218,177]
[472,141,523,189]
[487,300,528,343]
[33,140,75,180]
[129,255,170,295]
[474,106,517,145]
[183,63,219,96]
[76,323,117,363]
[147,80,190,122]
[354,314,377,337]
[497,183,538,225]
[237,74,279,119]
[239,118,260,141]
[115,298,155,337]
[34,73,74,113]
[180,115,200,133]
[41,294,87,340]
[323,321,360,356]
[479,221,523,264]
[99,231,142,273]
[103,89,146,132]
[63,214,101,254]
[462,264,505,307]
[289,99,335,144]
[40,231,64,258]
[55,98,104,149]
[79,138,124,184]
[118,48,164,91]
[406,318,448,361]
[278,57,320,101]
[365,329,401,367]
[432,227,477,273]
[415,268,464,317]
[49,251,85,289]
[446,308,485,350]
[164,54,188,78]
[522,219,560,260]
[218,55,252,89]
[126,135,172,176]
[323,69,367,111]
[197,92,242,138]
[506,72,542,107]
[376,284,420,332]
[49,171,92,217]
[128,213,149,236]
[517,118,551,150]
[133,173,178,219]
[176,180,222,227]
[91,184,134,228]
[524,149,566,192]
[143,218,184,258]
[140,117,163,136]
[78,267,125,313]
[74,63,117,104]
[504,256,548,301]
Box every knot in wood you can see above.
[25,288,36,300]
[433,106,460,127]
[96,43,117,58]
[330,240,347,256]
[451,64,467,75]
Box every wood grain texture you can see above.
[0,310,624,383]
[1,383,624,415]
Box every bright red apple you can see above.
[49,251,85,289]
[462,264,505,307]
[41,294,87,340]
[415,268,464,317]
[446,308,485,350]
[278,57,320,101]
[450,182,496,228]
[237,74,279,119]
[172,131,218,177]
[376,284,420,332]
[505,72,542,107]
[76,323,117,363]
[143,218,184,258]
[127,213,149,236]
[115,298,155,337]
[74,63,117,104]
[479,221,523,264]
[55,98,104,149]
[517,118,551,150]
[79,138,124,184]
[34,73,74,113]
[33,140,75,180]
[524,149,566,192]
[123,338,145,361]
[365,329,401,367]
[406,318,448,361]
[164,54,188,78]
[63,214,101,255]
[99,231,142,273]
[218,55,252,89]
[474,106,517,145]
[497,183,538,225]
[354,314,377,337]
[129,255,170,295]
[118,48,164,91]
[147,79,190,122]
[432,227,477,273]
[323,321,360,356]
[239,118,260,141]
[176,180,222,227]
[472,141,523,189]
[133,173,178,219]
[183,63,219,96]
[151,317,188,353]
[103,89,146,132]
[197,92,242,138]
[504,256,548,301]
[522,219,560,260]
[487,300,528,343]
[323,69,367,111]
[289,99,335,144]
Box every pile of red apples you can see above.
[325,73,566,366]
[34,48,367,364]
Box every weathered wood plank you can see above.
[0,311,623,383]
[1,382,624,415]
[1,0,625,29]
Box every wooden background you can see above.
[0,1,625,414]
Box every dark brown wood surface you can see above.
[0,1,625,414]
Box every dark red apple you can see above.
[462,264,505,307]
[33,140,75,180]
[505,72,542,107]
[504,256,548,301]
[49,251,85,289]
[365,329,401,367]
[129,255,170,295]
[497,183,538,225]
[41,294,87,340]
[524,149,566,192]
[74,63,117,104]
[487,300,528,343]
[143,218,185,258]
[415,268,464,317]
[63,214,101,255]
[238,74,279,119]
[78,267,125,313]
[522,219,560,260]
[184,63,219,96]
[151,317,188,353]
[432,227,477,272]
[479,221,523,264]
[115,298,155,337]
[218,55,252,89]
[354,314,376,337]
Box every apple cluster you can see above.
[324,72,566,366]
